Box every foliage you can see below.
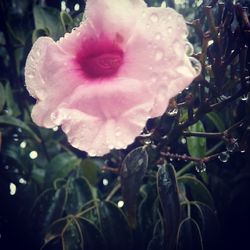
[0,0,250,250]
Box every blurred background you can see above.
[0,0,250,250]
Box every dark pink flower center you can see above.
[77,38,124,79]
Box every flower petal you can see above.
[50,78,154,155]
[119,7,198,117]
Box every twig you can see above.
[176,141,224,177]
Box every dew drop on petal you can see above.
[150,13,159,23]
[155,49,164,61]
[155,33,161,40]
[167,26,173,33]
[218,152,230,163]
[89,150,96,157]
[27,74,34,79]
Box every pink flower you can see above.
[25,0,200,156]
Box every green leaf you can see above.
[0,82,5,111]
[65,177,93,214]
[191,202,219,249]
[77,217,106,250]
[62,218,83,250]
[177,218,203,250]
[44,218,68,244]
[80,159,100,186]
[44,153,79,187]
[99,201,132,250]
[60,11,74,32]
[187,120,207,158]
[0,115,40,142]
[120,147,148,228]
[138,184,158,249]
[206,112,225,132]
[177,176,215,209]
[33,6,64,40]
[32,28,49,44]
[5,81,21,117]
[147,235,164,250]
[31,188,67,238]
[157,164,180,250]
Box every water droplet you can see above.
[181,138,186,144]
[27,74,34,79]
[9,183,16,195]
[241,94,248,101]
[36,50,41,57]
[155,33,161,40]
[29,151,38,159]
[195,162,207,173]
[144,138,152,145]
[155,49,164,61]
[102,179,109,186]
[167,26,173,33]
[88,150,96,157]
[226,141,238,152]
[240,149,246,153]
[115,131,121,137]
[50,112,57,121]
[117,200,124,208]
[19,178,27,184]
[218,152,230,163]
[108,144,114,150]
[150,13,158,23]
[167,107,178,116]
[20,141,27,149]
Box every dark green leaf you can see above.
[0,82,5,111]
[44,218,68,244]
[157,164,180,250]
[5,81,21,117]
[147,235,164,250]
[31,187,67,238]
[99,201,132,250]
[33,6,64,40]
[77,217,106,250]
[187,121,207,158]
[32,28,49,43]
[191,202,219,250]
[120,147,148,228]
[80,159,100,186]
[62,219,83,250]
[206,112,225,132]
[177,218,203,250]
[178,176,214,208]
[60,11,74,32]
[65,177,93,214]
[138,183,158,248]
[44,153,79,187]
[0,115,40,142]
